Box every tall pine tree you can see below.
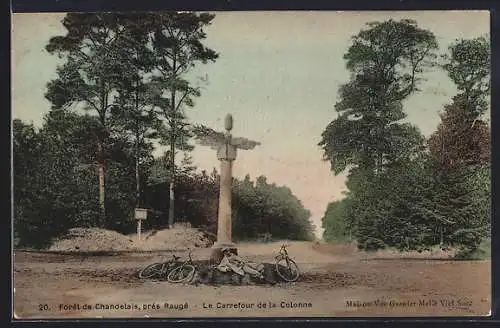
[148,12,219,228]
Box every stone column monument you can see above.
[194,114,261,261]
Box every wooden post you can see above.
[137,220,142,241]
[135,208,148,242]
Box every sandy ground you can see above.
[13,241,491,319]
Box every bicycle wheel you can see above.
[139,263,164,279]
[275,257,299,282]
[167,264,196,283]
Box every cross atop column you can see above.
[193,114,261,255]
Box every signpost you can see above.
[194,114,261,260]
[135,208,148,241]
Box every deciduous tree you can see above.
[319,19,438,176]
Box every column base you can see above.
[212,241,236,248]
[209,242,238,265]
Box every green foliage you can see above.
[14,12,315,247]
[427,76,490,255]
[45,13,128,118]
[140,172,315,241]
[428,100,490,169]
[146,12,219,227]
[44,13,135,225]
[326,112,491,254]
[426,39,491,256]
[105,161,137,232]
[320,24,490,256]
[14,115,101,247]
[142,165,219,231]
[14,114,314,246]
[147,152,173,185]
[232,175,315,241]
[13,112,139,246]
[43,13,220,227]
[430,165,490,255]
[110,25,163,207]
[321,198,353,242]
[443,36,490,117]
[319,19,437,175]
[319,19,439,251]
[355,159,440,251]
[455,237,491,260]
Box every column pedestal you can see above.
[209,245,238,265]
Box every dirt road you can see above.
[13,241,491,318]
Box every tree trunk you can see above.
[98,163,106,227]
[134,82,141,207]
[135,143,140,207]
[168,54,177,229]
[168,139,175,229]
[98,79,108,228]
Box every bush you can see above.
[454,237,491,260]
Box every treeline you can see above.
[144,173,315,242]
[320,20,490,257]
[232,175,315,241]
[14,113,315,247]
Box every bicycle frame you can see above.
[178,250,194,267]
[162,255,181,268]
[276,245,289,260]
[144,254,179,268]
[167,249,197,283]
[274,244,299,282]
[139,254,181,279]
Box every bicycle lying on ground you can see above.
[138,254,181,279]
[167,248,197,283]
[275,244,300,282]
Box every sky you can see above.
[11,11,490,238]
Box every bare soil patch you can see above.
[47,227,213,253]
